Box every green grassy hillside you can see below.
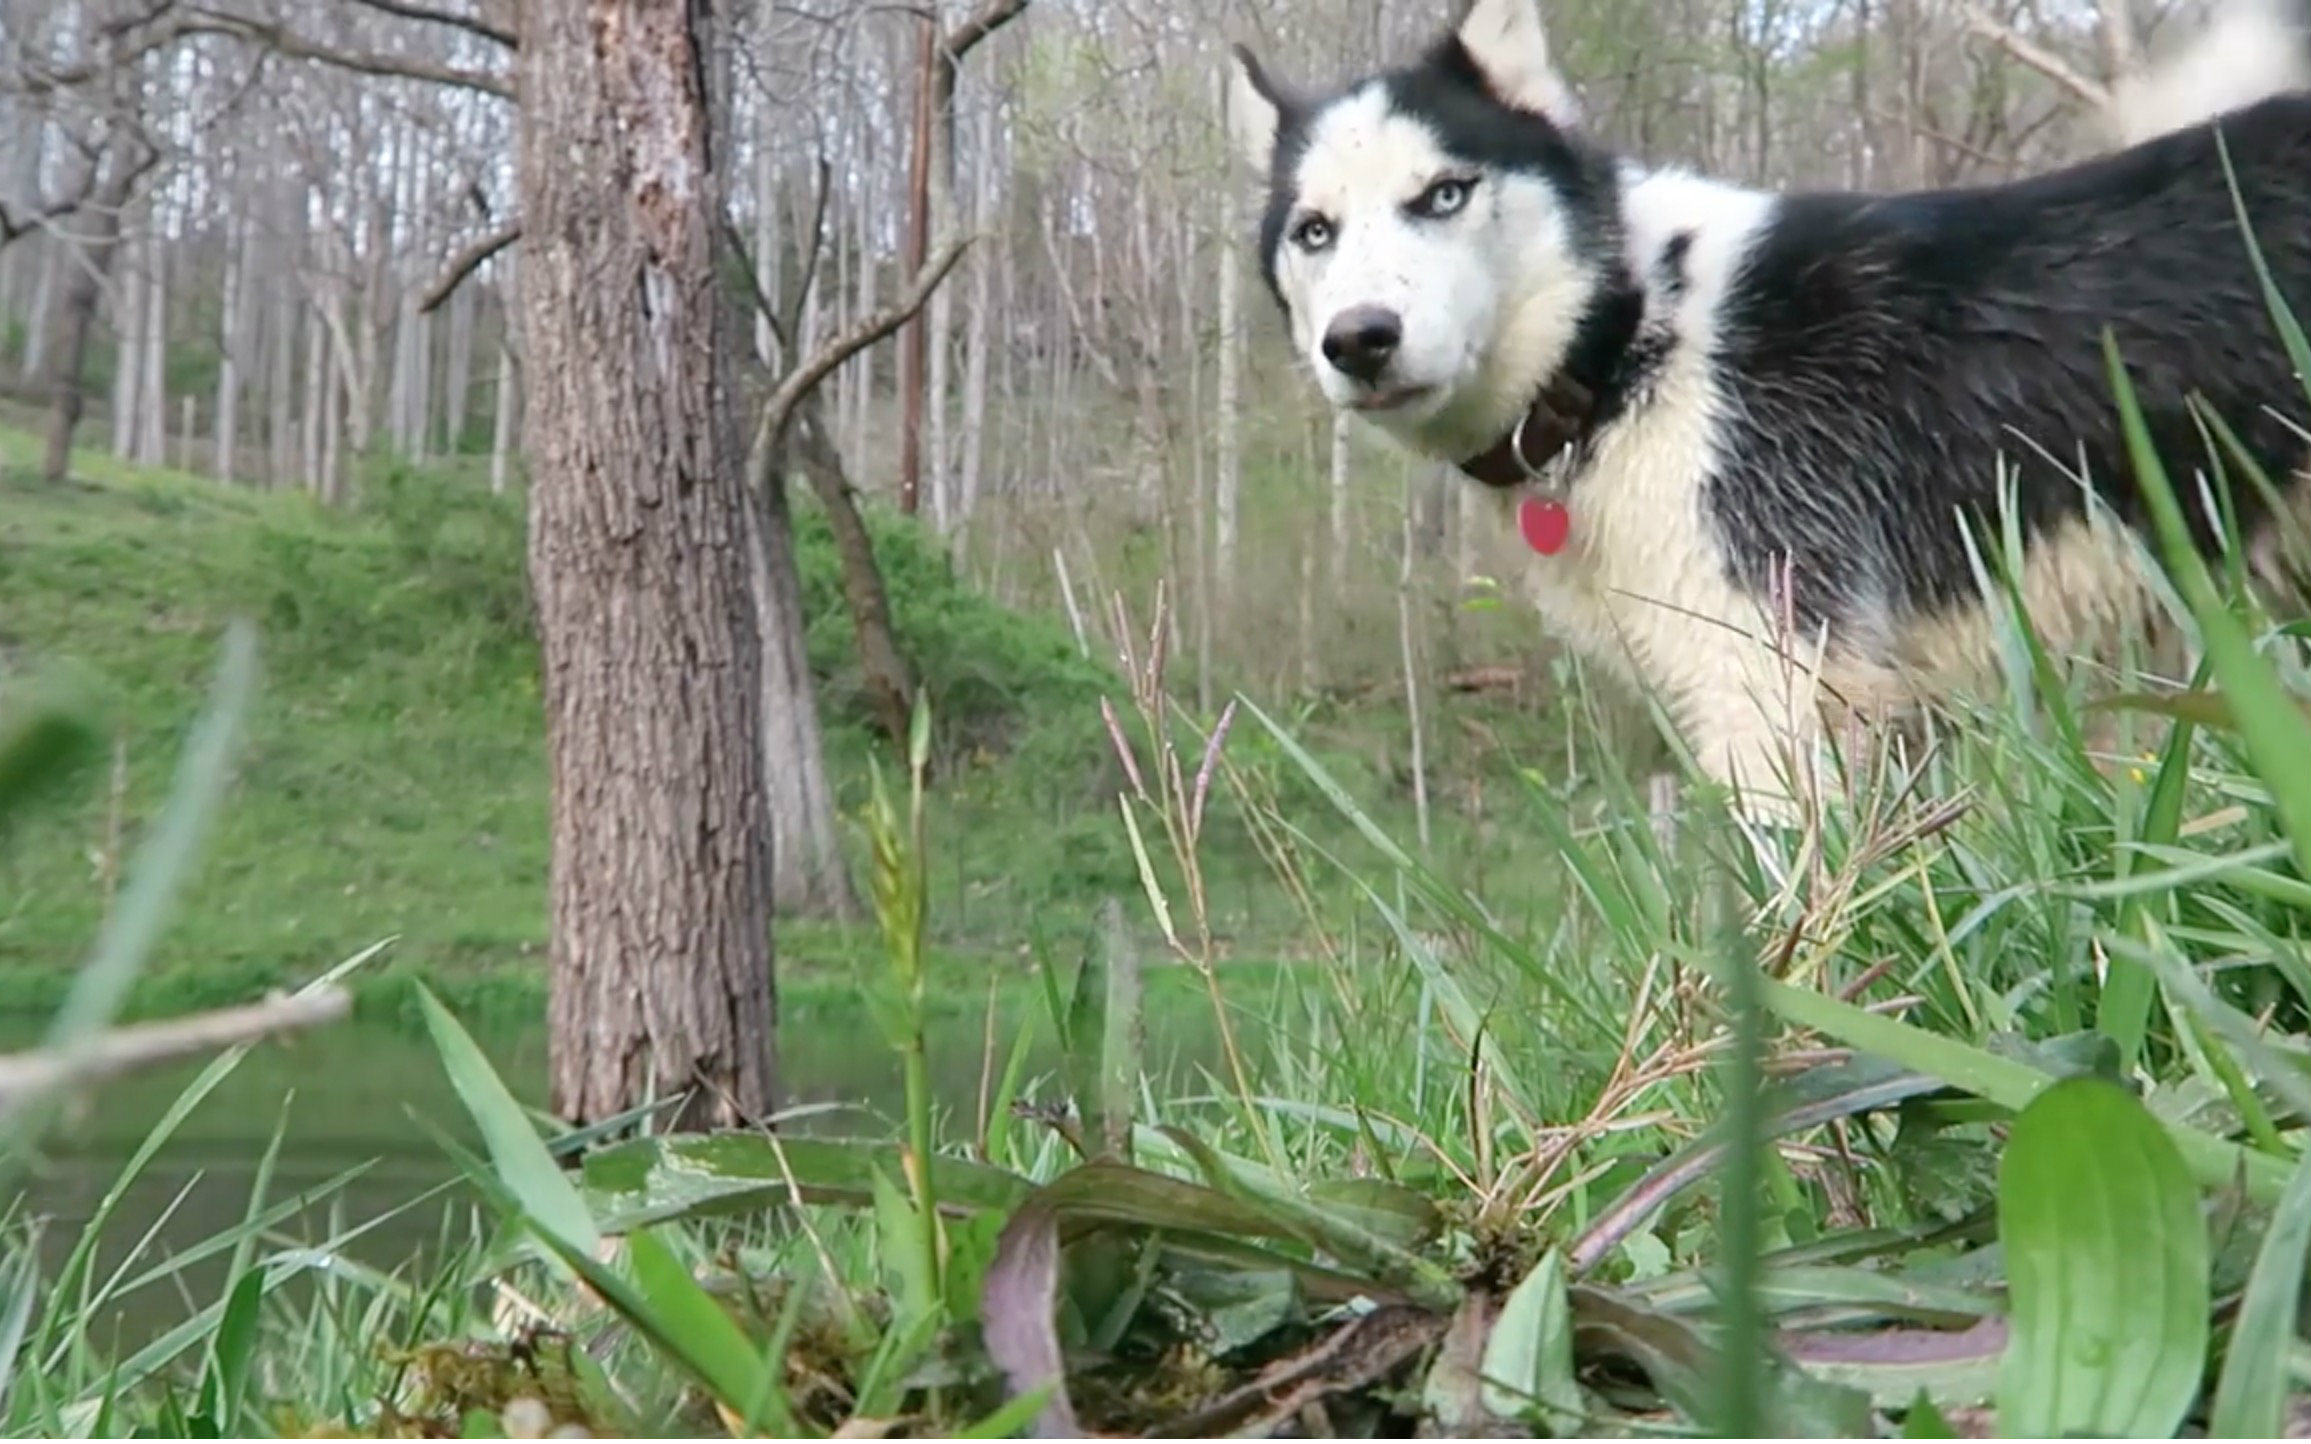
[0,430,1577,1020]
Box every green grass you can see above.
[14,349,2311,1434]
[0,427,1583,1022]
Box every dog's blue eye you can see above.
[1415,179,1473,218]
[1291,216,1333,251]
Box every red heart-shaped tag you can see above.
[1517,496,1570,556]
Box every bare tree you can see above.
[24,70,161,482]
[895,0,1029,518]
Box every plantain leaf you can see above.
[1482,1250,1585,1433]
[580,1132,1033,1232]
[1997,1075,2208,1440]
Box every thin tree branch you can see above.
[724,215,790,355]
[340,0,516,49]
[941,0,1029,65]
[195,10,515,97]
[27,6,516,99]
[788,152,835,343]
[0,987,352,1112]
[420,222,522,314]
[1,137,165,249]
[1956,2,2110,108]
[751,234,974,468]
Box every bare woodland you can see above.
[0,0,2190,1115]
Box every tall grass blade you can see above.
[2208,1130,2311,1438]
[45,620,257,1051]
[416,982,598,1254]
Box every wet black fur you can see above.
[1246,22,2311,648]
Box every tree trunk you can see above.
[215,215,248,482]
[301,302,327,494]
[1216,71,1244,602]
[789,401,915,745]
[519,0,777,1128]
[444,271,476,455]
[137,235,166,466]
[749,455,861,920]
[110,237,141,460]
[40,157,135,485]
[954,95,996,549]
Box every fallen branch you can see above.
[1957,2,2110,107]
[751,233,974,465]
[420,221,522,314]
[0,986,352,1112]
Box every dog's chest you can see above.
[1509,368,1756,690]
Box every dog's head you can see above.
[1230,0,1620,464]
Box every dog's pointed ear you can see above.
[1455,0,1582,126]
[1227,44,1291,175]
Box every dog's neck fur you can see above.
[1450,158,1771,494]
[1456,278,1645,489]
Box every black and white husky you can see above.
[1229,0,2311,820]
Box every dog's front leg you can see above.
[1674,642,1827,834]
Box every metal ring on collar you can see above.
[1509,408,1550,485]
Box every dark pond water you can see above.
[6,984,1247,1349]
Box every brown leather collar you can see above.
[1456,372,1600,489]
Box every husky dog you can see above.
[1228,0,2311,819]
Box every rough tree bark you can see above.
[748,449,859,920]
[519,0,777,1127]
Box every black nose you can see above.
[1321,306,1402,384]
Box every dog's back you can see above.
[1704,93,2311,638]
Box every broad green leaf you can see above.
[625,1229,787,1431]
[1157,1127,1459,1307]
[580,1132,1033,1232]
[1155,1232,1416,1306]
[1998,1075,2208,1439]
[1481,1250,1584,1432]
[1636,1264,1999,1326]
[1759,977,2291,1204]
[2207,1114,2311,1436]
[416,983,599,1254]
[872,1164,937,1328]
[524,1224,789,1433]
[1303,1178,1444,1252]
[1570,1284,1875,1436]
[1163,1265,1303,1355]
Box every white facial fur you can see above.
[1279,94,1604,460]
[1230,0,1599,463]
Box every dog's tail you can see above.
[2105,0,2311,146]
